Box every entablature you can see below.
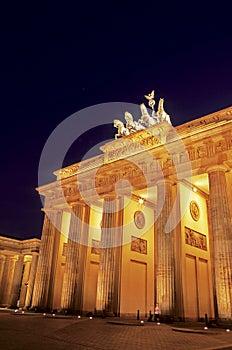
[37,106,232,206]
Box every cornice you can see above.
[175,106,232,135]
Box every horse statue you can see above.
[138,103,159,127]
[113,119,129,139]
[157,98,172,125]
[124,112,145,133]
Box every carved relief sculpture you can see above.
[131,236,147,254]
[185,227,207,251]
[114,90,172,139]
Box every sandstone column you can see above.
[0,256,16,306]
[10,254,24,308]
[61,204,86,311]
[207,166,232,319]
[31,210,61,310]
[24,254,39,309]
[156,180,175,316]
[95,196,120,315]
[0,256,7,305]
[0,256,6,301]
[19,257,32,308]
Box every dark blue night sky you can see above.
[0,2,231,239]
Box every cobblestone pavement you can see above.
[1,312,232,350]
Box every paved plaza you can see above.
[1,311,232,350]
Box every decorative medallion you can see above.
[189,200,200,221]
[134,210,145,229]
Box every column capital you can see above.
[156,178,174,186]
[206,165,227,174]
[42,208,63,215]
[102,194,117,201]
[69,201,87,208]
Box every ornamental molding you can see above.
[42,131,232,203]
[101,121,171,163]
[176,107,232,134]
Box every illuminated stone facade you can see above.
[0,236,40,308]
[1,105,232,320]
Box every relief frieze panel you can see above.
[185,226,207,251]
[131,236,147,254]
[183,135,232,164]
[91,239,101,255]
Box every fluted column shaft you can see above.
[0,256,9,305]
[10,254,24,307]
[19,259,32,308]
[31,211,61,310]
[208,166,232,319]
[96,197,118,314]
[0,256,6,302]
[156,180,175,316]
[24,254,39,309]
[0,256,16,306]
[61,205,84,311]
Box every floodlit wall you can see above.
[120,197,154,318]
[179,183,214,320]
[82,205,101,313]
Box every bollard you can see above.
[137,309,140,320]
[148,310,153,322]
